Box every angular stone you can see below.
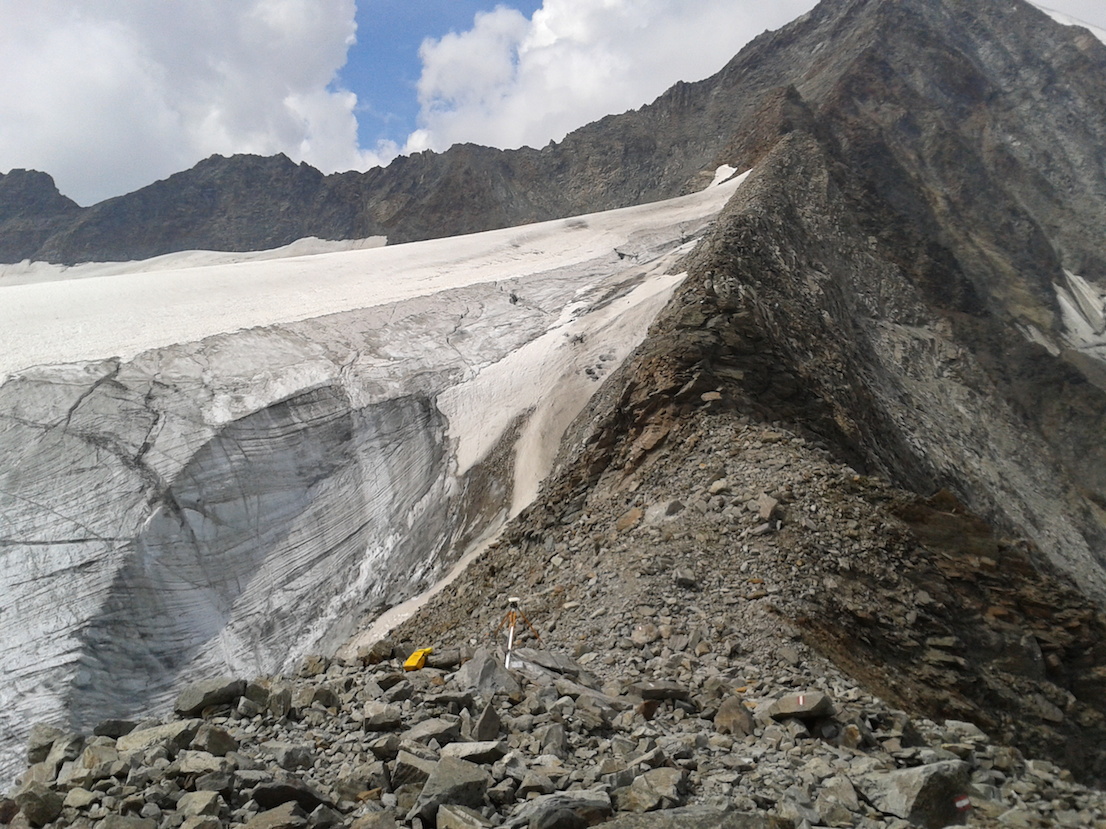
[407,756,490,824]
[62,788,98,809]
[857,761,971,829]
[177,791,223,817]
[14,782,63,827]
[177,750,232,776]
[181,818,222,829]
[56,742,119,788]
[175,677,246,716]
[191,724,239,756]
[441,740,509,764]
[25,724,64,765]
[260,740,316,770]
[99,816,157,829]
[767,691,833,721]
[406,716,461,745]
[360,701,402,731]
[454,649,522,698]
[437,804,494,829]
[243,802,307,829]
[617,768,687,813]
[93,719,138,739]
[252,779,331,813]
[594,807,789,828]
[714,696,755,736]
[116,719,201,756]
[390,750,438,789]
[628,680,689,701]
[508,790,612,828]
[471,702,501,741]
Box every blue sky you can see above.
[342,0,543,151]
[0,1,1103,206]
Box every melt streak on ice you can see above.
[0,170,747,785]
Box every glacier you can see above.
[0,172,746,785]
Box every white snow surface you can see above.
[0,177,742,384]
[1037,5,1106,44]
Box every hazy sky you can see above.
[0,1,1102,206]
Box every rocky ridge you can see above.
[5,413,1106,829]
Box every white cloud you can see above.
[405,0,816,155]
[0,0,389,205]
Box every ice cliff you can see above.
[0,174,744,784]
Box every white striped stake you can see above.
[505,609,517,669]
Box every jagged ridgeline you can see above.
[3,0,1106,825]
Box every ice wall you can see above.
[0,176,745,784]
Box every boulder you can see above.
[362,701,403,731]
[13,783,62,827]
[857,760,971,829]
[116,720,201,756]
[597,806,790,828]
[437,804,494,829]
[454,649,522,698]
[24,725,64,765]
[766,691,834,721]
[616,768,687,813]
[441,740,509,764]
[471,702,502,741]
[628,681,689,701]
[177,791,222,817]
[714,696,755,736]
[175,678,246,716]
[252,779,331,813]
[243,802,307,829]
[506,790,612,829]
[407,756,490,824]
[406,716,461,745]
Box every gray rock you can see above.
[13,782,63,827]
[390,750,438,789]
[454,649,522,699]
[175,678,246,715]
[243,802,308,829]
[406,756,490,824]
[437,803,494,829]
[406,716,461,745]
[24,725,63,764]
[857,760,971,829]
[260,740,316,770]
[616,768,687,812]
[766,691,833,721]
[471,702,502,741]
[441,740,508,764]
[597,806,789,828]
[252,779,331,813]
[191,724,239,756]
[362,701,403,731]
[116,720,201,756]
[713,696,754,736]
[506,790,612,829]
[628,680,689,701]
[177,791,223,817]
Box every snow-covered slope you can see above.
[0,172,745,785]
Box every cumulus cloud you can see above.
[405,0,816,154]
[0,0,389,205]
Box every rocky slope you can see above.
[5,412,1106,829]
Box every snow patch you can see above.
[1036,5,1106,45]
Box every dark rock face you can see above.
[8,0,1102,270]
